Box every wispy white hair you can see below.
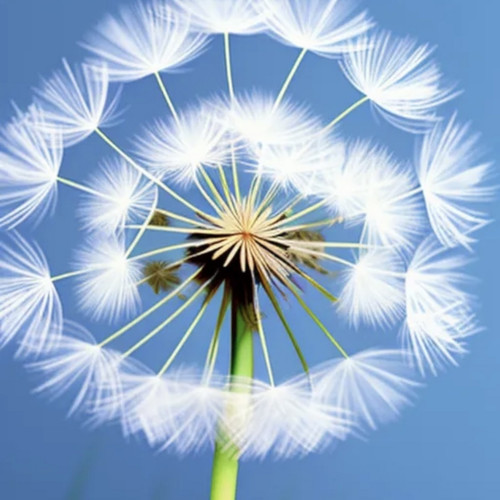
[0,232,62,357]
[134,100,231,186]
[402,236,477,375]
[74,236,142,322]
[259,0,372,57]
[28,321,122,421]
[78,157,158,234]
[83,2,208,82]
[340,31,457,132]
[417,114,494,248]
[312,349,421,432]
[175,0,265,35]
[34,60,121,146]
[0,111,62,228]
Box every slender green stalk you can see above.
[224,33,235,100]
[323,95,369,133]
[273,47,308,111]
[210,302,254,500]
[154,71,180,124]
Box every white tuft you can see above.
[134,101,231,186]
[417,115,494,248]
[338,249,406,328]
[223,91,321,148]
[83,2,208,82]
[0,232,62,357]
[175,0,265,35]
[402,236,477,375]
[78,157,158,234]
[313,349,421,432]
[227,377,352,460]
[0,111,62,228]
[259,0,372,56]
[28,321,122,421]
[116,359,227,453]
[254,132,344,193]
[340,31,457,132]
[314,140,426,249]
[74,236,142,322]
[34,60,121,146]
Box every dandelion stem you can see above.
[288,285,349,359]
[210,300,254,500]
[95,128,209,217]
[274,47,308,111]
[98,268,202,348]
[121,281,209,358]
[154,71,180,124]
[324,95,370,133]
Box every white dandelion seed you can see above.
[340,31,457,132]
[314,140,426,248]
[28,321,122,420]
[74,236,142,322]
[33,60,121,146]
[229,377,352,460]
[134,101,231,185]
[82,2,208,82]
[175,0,265,35]
[78,158,158,234]
[0,112,62,229]
[402,236,477,375]
[223,91,322,147]
[254,132,344,193]
[417,115,494,248]
[313,349,421,432]
[0,232,62,357]
[259,0,372,56]
[115,359,226,453]
[337,249,406,328]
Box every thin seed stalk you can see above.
[210,301,254,500]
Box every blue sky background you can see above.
[0,0,499,499]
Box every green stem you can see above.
[210,302,254,500]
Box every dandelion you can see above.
[0,1,493,499]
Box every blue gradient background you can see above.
[1,1,499,499]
